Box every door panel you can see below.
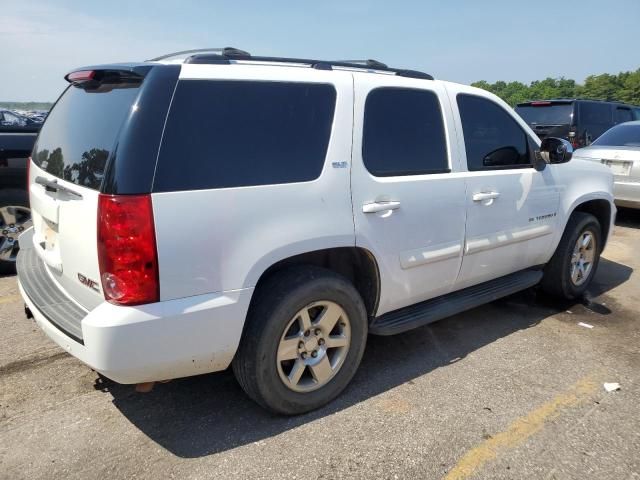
[351,75,466,316]
[458,169,560,288]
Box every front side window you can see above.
[154,80,336,192]
[457,94,530,170]
[362,88,448,176]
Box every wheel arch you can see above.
[570,197,613,249]
[250,247,381,319]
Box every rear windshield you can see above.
[592,124,640,147]
[515,103,573,126]
[153,80,336,192]
[32,83,140,190]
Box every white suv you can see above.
[18,48,615,414]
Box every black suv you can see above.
[515,99,640,149]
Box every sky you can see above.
[2,0,639,102]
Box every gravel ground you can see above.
[1,209,639,480]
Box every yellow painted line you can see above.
[444,375,598,480]
[0,294,22,305]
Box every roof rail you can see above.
[168,49,434,80]
[337,59,389,69]
[147,47,250,62]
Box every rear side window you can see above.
[362,88,448,176]
[458,94,530,171]
[154,80,336,192]
[32,83,140,190]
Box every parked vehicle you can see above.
[0,121,38,273]
[0,109,43,128]
[17,49,615,414]
[515,99,639,149]
[573,121,640,209]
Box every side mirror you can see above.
[539,137,573,164]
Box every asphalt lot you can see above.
[1,209,639,480]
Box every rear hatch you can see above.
[29,70,145,310]
[514,101,574,140]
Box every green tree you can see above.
[471,68,640,106]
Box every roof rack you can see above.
[148,47,434,80]
[147,47,251,62]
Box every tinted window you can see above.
[458,94,530,170]
[615,107,633,124]
[154,81,336,192]
[362,88,448,176]
[32,83,140,190]
[515,103,574,125]
[592,124,640,147]
[579,102,612,125]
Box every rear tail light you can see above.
[97,194,159,305]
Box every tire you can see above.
[0,189,31,275]
[541,212,602,300]
[232,266,368,415]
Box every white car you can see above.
[572,120,640,209]
[17,49,615,414]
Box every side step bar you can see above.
[369,269,543,336]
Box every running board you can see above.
[369,269,543,336]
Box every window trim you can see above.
[362,86,451,178]
[457,93,536,172]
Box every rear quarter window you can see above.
[579,102,612,126]
[153,80,336,192]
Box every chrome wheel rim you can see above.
[0,206,32,263]
[276,301,351,393]
[570,230,596,286]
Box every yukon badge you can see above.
[77,273,100,292]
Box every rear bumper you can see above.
[17,235,253,384]
[614,180,640,209]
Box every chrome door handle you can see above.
[362,201,401,213]
[472,191,500,202]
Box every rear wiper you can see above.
[35,176,83,199]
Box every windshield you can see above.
[32,82,141,190]
[592,123,640,147]
[515,103,573,125]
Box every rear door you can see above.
[351,75,467,316]
[29,75,144,310]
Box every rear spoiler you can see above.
[64,64,153,87]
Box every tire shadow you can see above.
[100,257,632,458]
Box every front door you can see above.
[452,92,560,289]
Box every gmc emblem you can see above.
[77,273,100,293]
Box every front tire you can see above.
[232,266,368,415]
[541,212,602,300]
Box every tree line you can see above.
[472,68,640,107]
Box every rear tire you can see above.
[0,189,31,275]
[541,212,602,300]
[233,266,368,415]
